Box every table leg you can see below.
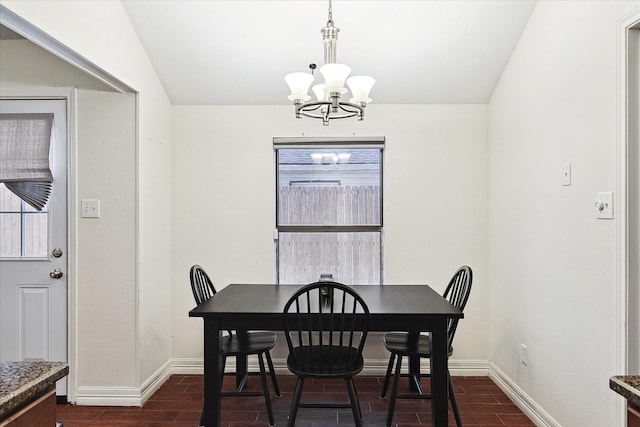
[235,330,248,390]
[201,318,223,427]
[430,319,449,427]
[407,332,421,392]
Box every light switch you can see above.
[81,199,101,218]
[595,192,613,219]
[562,162,572,186]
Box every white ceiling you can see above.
[122,0,536,105]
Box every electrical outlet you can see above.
[520,344,528,366]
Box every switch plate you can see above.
[81,199,101,218]
[562,162,571,186]
[520,344,528,366]
[595,192,613,219]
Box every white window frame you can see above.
[274,136,385,285]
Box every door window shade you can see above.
[0,113,54,211]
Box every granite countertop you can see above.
[0,361,69,419]
[610,376,640,410]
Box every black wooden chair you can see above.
[380,265,473,427]
[283,281,370,427]
[189,265,280,426]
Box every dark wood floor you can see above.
[56,374,535,427]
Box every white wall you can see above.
[171,104,490,368]
[0,39,115,92]
[489,1,640,426]
[76,89,137,388]
[1,0,173,396]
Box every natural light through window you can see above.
[275,140,383,285]
[0,184,48,258]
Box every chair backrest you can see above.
[283,281,370,374]
[189,264,216,305]
[442,265,473,349]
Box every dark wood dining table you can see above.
[189,284,463,427]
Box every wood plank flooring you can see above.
[56,375,535,427]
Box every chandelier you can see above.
[284,0,375,126]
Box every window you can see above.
[275,137,384,285]
[0,112,54,259]
[0,184,48,258]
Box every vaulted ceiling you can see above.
[122,1,536,105]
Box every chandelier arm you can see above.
[300,111,358,118]
[298,109,360,120]
[297,102,325,114]
[337,102,365,113]
[323,107,330,125]
[298,100,330,110]
[300,110,361,120]
[298,100,363,113]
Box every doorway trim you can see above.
[617,5,640,426]
[0,5,134,94]
[0,87,78,402]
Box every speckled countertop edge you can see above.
[610,376,640,410]
[0,361,69,419]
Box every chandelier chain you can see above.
[327,0,333,26]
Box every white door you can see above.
[0,99,68,397]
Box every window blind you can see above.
[0,113,54,211]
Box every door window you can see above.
[0,185,48,258]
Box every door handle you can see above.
[50,268,63,279]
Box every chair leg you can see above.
[287,377,305,427]
[258,353,275,426]
[410,372,424,396]
[386,354,403,427]
[265,350,281,397]
[220,355,227,390]
[346,378,363,427]
[380,352,396,399]
[353,379,364,421]
[448,372,463,427]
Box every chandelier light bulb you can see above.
[319,63,351,93]
[347,76,375,104]
[284,72,314,102]
[312,84,328,101]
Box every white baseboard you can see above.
[171,357,205,375]
[75,386,145,407]
[488,362,561,427]
[449,358,490,377]
[74,359,173,407]
[171,357,490,377]
[71,357,569,427]
[140,359,174,403]
[72,357,492,407]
